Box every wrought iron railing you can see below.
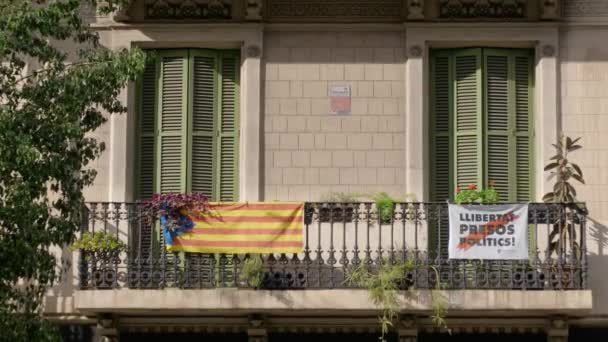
[78,202,587,290]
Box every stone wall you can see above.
[262,31,406,201]
[560,27,608,315]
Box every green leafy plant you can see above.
[345,259,448,341]
[543,135,585,203]
[454,183,498,204]
[70,232,128,254]
[543,135,586,258]
[320,192,363,202]
[0,0,146,339]
[240,255,265,288]
[429,266,450,334]
[369,193,417,224]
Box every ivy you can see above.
[345,260,450,341]
[0,0,146,340]
[70,232,128,253]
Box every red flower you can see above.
[468,184,477,190]
[489,180,496,187]
[455,186,461,193]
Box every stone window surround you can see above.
[101,24,263,202]
[404,23,560,201]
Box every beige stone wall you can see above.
[560,27,608,315]
[262,31,406,201]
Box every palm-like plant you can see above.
[543,135,585,258]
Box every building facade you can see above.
[45,1,608,341]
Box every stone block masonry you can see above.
[263,31,406,201]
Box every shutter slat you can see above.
[160,136,183,193]
[516,136,531,201]
[138,61,157,200]
[454,50,482,190]
[485,51,511,201]
[217,53,240,201]
[515,56,531,132]
[193,56,216,133]
[487,135,510,202]
[486,55,509,131]
[431,53,451,203]
[190,52,218,199]
[157,52,188,195]
[161,57,186,132]
[192,136,214,196]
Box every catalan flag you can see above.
[166,202,304,254]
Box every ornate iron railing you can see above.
[78,202,587,290]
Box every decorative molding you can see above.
[407,0,425,20]
[540,0,560,20]
[438,0,527,20]
[96,315,119,342]
[563,0,608,17]
[246,45,261,58]
[408,45,423,57]
[247,315,268,342]
[144,0,232,20]
[266,0,403,19]
[546,317,568,342]
[245,0,263,20]
[542,45,555,57]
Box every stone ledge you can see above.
[75,289,592,316]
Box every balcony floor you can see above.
[74,288,592,317]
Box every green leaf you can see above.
[544,162,559,171]
[571,174,585,184]
[572,163,583,176]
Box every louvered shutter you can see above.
[134,57,158,279]
[216,51,240,201]
[156,50,189,194]
[429,51,453,259]
[138,60,157,200]
[454,48,483,191]
[430,51,452,203]
[189,50,218,200]
[484,49,534,202]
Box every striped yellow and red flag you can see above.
[167,202,304,254]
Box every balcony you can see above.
[77,202,588,292]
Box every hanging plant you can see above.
[141,193,210,244]
[239,255,265,288]
[345,259,449,341]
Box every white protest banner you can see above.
[448,203,529,260]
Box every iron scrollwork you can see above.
[439,0,527,19]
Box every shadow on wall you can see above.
[587,217,608,315]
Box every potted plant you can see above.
[71,231,128,288]
[317,192,361,223]
[542,135,586,288]
[368,192,416,225]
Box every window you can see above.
[136,49,240,201]
[430,48,534,202]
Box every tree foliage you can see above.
[0,0,146,340]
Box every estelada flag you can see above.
[166,202,304,254]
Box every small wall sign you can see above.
[329,85,351,115]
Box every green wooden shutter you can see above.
[156,50,189,194]
[216,51,240,201]
[483,49,534,202]
[453,48,483,191]
[137,60,157,200]
[189,50,218,199]
[430,51,452,202]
